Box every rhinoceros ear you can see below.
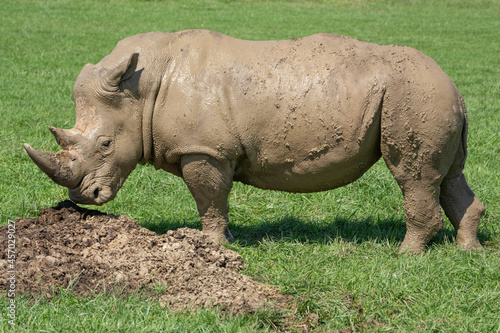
[107,52,139,88]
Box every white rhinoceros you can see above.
[25,30,485,253]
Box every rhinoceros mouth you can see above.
[68,177,116,206]
[68,175,85,191]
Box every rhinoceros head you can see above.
[25,52,144,205]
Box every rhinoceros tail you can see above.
[443,88,469,179]
[458,90,468,171]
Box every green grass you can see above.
[1,0,499,331]
[0,290,274,332]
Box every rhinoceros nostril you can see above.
[93,188,100,199]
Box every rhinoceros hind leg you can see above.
[440,173,485,250]
[397,182,445,254]
[381,141,447,253]
[181,154,234,244]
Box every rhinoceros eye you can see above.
[98,137,113,153]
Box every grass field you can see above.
[1,0,499,331]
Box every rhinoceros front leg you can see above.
[180,154,234,244]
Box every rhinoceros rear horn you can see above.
[49,126,81,148]
[107,52,139,88]
[24,143,82,188]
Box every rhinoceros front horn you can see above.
[24,143,82,188]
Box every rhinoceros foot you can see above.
[204,228,235,245]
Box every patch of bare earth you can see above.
[0,201,292,317]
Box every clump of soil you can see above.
[0,201,289,315]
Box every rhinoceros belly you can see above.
[232,84,384,193]
[233,117,382,193]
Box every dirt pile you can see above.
[0,201,289,314]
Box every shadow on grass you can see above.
[231,215,408,246]
[140,215,488,248]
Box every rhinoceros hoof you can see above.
[204,229,234,245]
[398,240,426,255]
[457,238,483,251]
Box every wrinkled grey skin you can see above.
[25,30,485,253]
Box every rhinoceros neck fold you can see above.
[140,92,155,165]
[140,71,164,166]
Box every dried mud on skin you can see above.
[0,201,290,315]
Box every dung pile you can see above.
[0,201,289,314]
